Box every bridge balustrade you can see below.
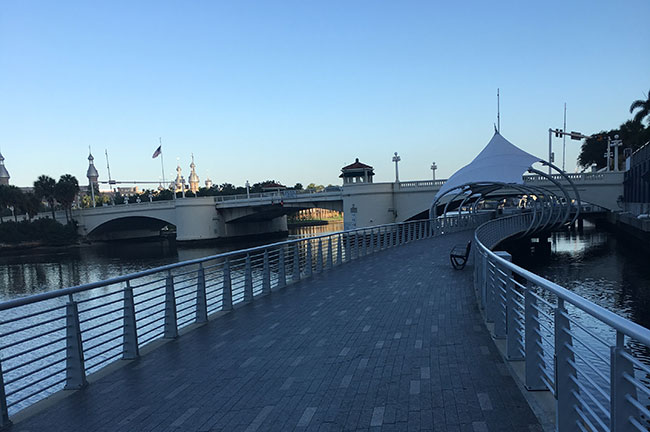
[474,214,650,432]
[0,213,490,426]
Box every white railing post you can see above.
[336,235,342,265]
[244,253,253,302]
[388,227,393,248]
[196,264,208,324]
[474,247,480,294]
[506,277,523,360]
[326,238,333,269]
[306,242,313,277]
[222,258,233,310]
[524,289,545,390]
[345,234,351,262]
[361,230,367,256]
[486,260,496,323]
[0,361,9,429]
[370,231,376,253]
[163,272,178,339]
[262,249,271,295]
[316,239,323,273]
[277,247,286,288]
[555,299,579,431]
[481,253,488,311]
[493,252,511,339]
[122,281,139,359]
[610,332,637,432]
[64,294,88,389]
[292,244,300,281]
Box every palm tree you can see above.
[5,186,24,222]
[0,185,8,223]
[630,89,650,125]
[54,174,79,223]
[23,193,41,220]
[34,175,57,219]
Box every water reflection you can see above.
[0,223,342,302]
[512,220,650,332]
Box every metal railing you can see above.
[0,214,489,426]
[398,180,447,188]
[214,189,342,204]
[474,213,650,432]
[524,172,623,183]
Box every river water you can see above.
[0,222,343,302]
[508,219,650,332]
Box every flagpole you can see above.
[159,137,166,187]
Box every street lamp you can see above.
[245,180,250,199]
[392,152,401,182]
[430,162,437,181]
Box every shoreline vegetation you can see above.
[0,219,78,249]
[287,219,329,228]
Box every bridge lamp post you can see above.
[148,193,153,203]
[430,162,437,181]
[610,134,623,172]
[392,152,401,183]
[245,180,250,199]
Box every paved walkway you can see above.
[11,231,540,432]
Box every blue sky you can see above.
[1,0,648,189]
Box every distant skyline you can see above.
[1,1,649,188]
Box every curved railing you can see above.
[0,213,490,426]
[474,213,650,431]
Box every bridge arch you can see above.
[87,216,176,241]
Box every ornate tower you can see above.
[0,153,10,185]
[189,154,200,194]
[86,150,99,207]
[86,151,99,186]
[174,163,183,191]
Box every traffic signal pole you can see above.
[548,128,553,175]
[547,128,588,174]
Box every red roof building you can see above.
[340,158,374,184]
[261,182,287,192]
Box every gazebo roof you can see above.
[340,158,374,178]
[341,158,373,171]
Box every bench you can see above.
[450,241,471,270]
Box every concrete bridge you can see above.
[69,171,623,241]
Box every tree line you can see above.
[0,174,79,223]
[578,89,650,170]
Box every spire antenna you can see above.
[497,88,501,133]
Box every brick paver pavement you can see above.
[10,231,540,432]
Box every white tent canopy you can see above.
[434,132,542,202]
